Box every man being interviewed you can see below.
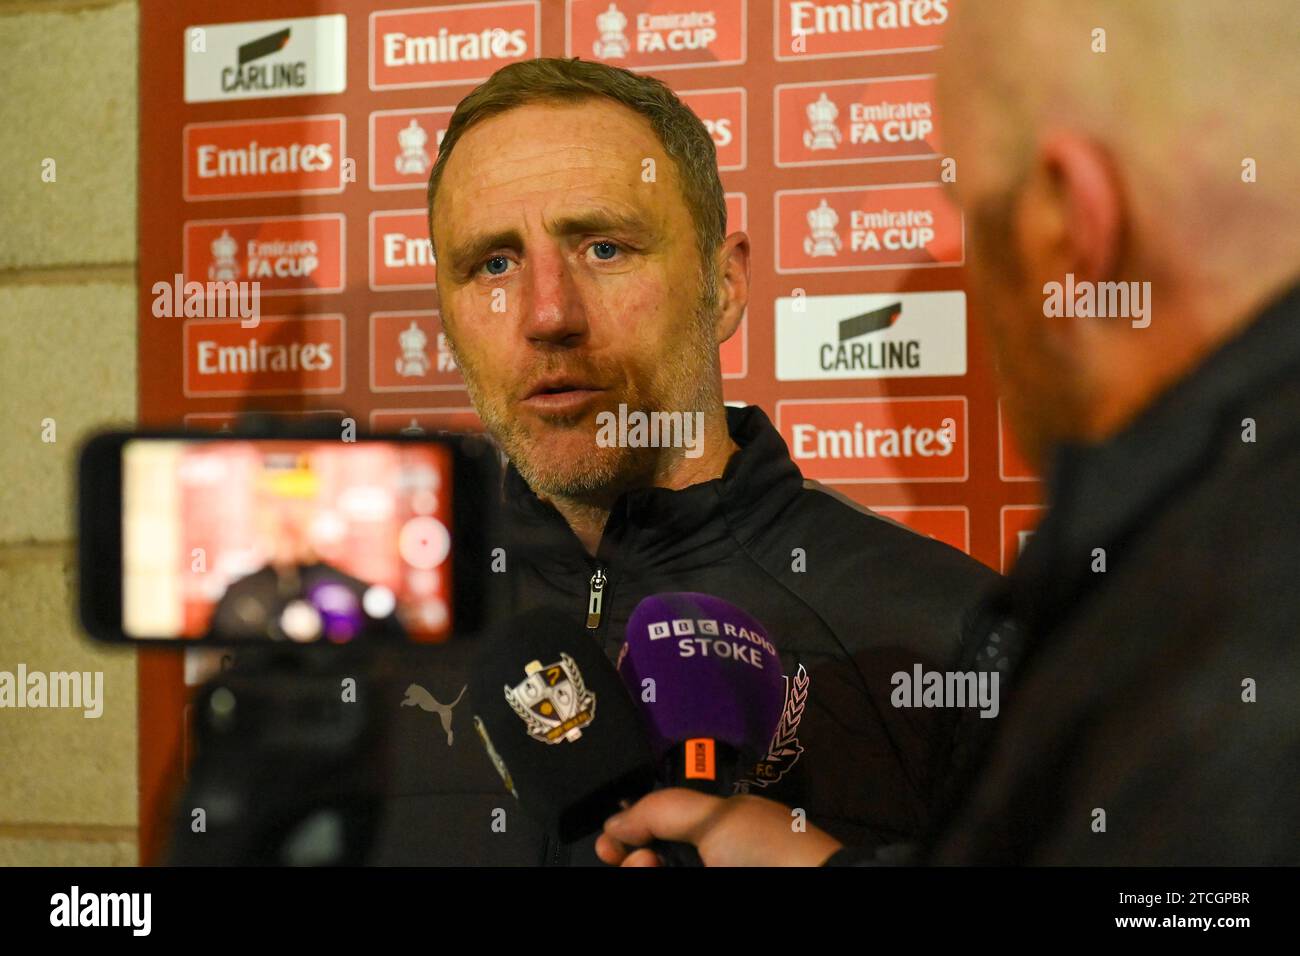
[374,57,999,866]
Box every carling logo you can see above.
[183,114,345,201]
[775,183,963,273]
[570,0,746,71]
[776,396,968,482]
[370,2,539,90]
[775,0,953,61]
[184,14,347,103]
[183,214,344,296]
[775,290,966,380]
[775,75,940,166]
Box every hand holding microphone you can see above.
[466,600,744,865]
[599,592,843,866]
[468,594,843,866]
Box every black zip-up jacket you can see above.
[370,404,999,865]
[829,280,1300,866]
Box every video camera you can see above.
[76,417,503,864]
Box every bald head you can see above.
[937,0,1300,464]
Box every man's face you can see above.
[431,98,719,500]
[258,494,315,569]
[938,67,1080,468]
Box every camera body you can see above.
[76,420,504,864]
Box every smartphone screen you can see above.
[120,438,454,642]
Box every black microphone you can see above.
[469,605,656,844]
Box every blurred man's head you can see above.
[938,0,1300,467]
[256,460,319,572]
[427,58,749,508]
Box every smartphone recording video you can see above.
[79,432,497,645]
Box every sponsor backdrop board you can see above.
[137,0,1042,862]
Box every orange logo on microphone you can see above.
[685,738,716,780]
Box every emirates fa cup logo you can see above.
[396,320,431,377]
[803,199,843,258]
[803,93,842,151]
[593,3,629,59]
[396,119,432,176]
[208,229,239,281]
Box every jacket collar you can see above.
[502,404,805,576]
[1012,278,1300,633]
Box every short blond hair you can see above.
[426,57,727,271]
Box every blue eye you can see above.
[591,241,618,260]
[483,255,510,276]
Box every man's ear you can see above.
[1020,131,1124,287]
[712,232,751,345]
[1018,131,1125,349]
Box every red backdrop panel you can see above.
[137,0,1042,863]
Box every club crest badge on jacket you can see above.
[737,664,810,790]
[505,654,596,744]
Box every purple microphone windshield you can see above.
[619,593,786,761]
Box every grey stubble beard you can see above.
[449,266,723,504]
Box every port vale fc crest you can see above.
[737,664,810,791]
[505,655,596,744]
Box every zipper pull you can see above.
[586,568,607,630]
